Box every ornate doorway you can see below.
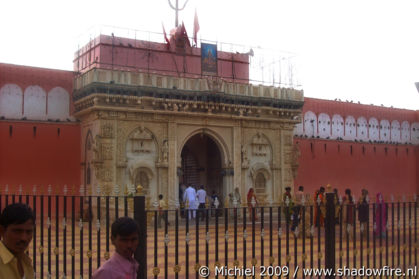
[180,134,223,201]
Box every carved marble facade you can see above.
[76,70,303,206]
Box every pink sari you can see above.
[375,193,387,238]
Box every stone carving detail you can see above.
[284,152,292,164]
[102,168,113,182]
[93,135,102,162]
[206,76,223,92]
[251,133,269,156]
[284,135,293,146]
[130,127,153,153]
[87,137,92,151]
[291,142,301,179]
[285,168,293,184]
[161,139,169,163]
[102,143,113,160]
[101,123,114,138]
[241,145,249,167]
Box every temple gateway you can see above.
[73,32,304,206]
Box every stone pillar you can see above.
[233,126,242,196]
[279,130,285,203]
[167,121,177,207]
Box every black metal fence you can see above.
[0,187,417,279]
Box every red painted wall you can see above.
[295,97,419,199]
[0,121,81,189]
[0,63,75,113]
[303,97,417,123]
[74,35,250,82]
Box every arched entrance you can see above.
[180,134,223,201]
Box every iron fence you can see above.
[0,186,418,279]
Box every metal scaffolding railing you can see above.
[75,24,302,89]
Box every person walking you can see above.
[291,186,304,232]
[196,185,207,221]
[358,189,369,237]
[247,188,258,221]
[334,188,341,225]
[342,188,354,239]
[233,187,242,217]
[283,187,294,225]
[183,184,197,219]
[314,187,326,227]
[375,193,387,239]
[157,194,169,228]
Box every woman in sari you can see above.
[313,187,325,227]
[342,188,354,239]
[375,193,387,238]
[247,188,258,221]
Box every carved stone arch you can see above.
[178,128,230,168]
[249,162,271,199]
[129,164,154,196]
[247,132,273,163]
[125,126,159,157]
[250,162,271,181]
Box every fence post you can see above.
[134,186,146,279]
[325,187,335,279]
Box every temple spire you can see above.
[168,0,189,27]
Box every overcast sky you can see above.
[1,0,418,110]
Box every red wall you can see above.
[303,97,417,123]
[295,97,419,199]
[74,35,250,82]
[294,137,418,199]
[0,63,75,113]
[0,121,81,192]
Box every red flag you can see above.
[180,22,191,47]
[162,23,170,46]
[193,9,200,46]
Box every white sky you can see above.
[1,0,418,110]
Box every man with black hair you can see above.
[93,217,140,279]
[0,203,35,279]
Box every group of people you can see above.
[0,203,140,279]
[180,184,210,220]
[285,185,388,239]
[180,184,248,220]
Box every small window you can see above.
[9,125,13,137]
[33,126,37,137]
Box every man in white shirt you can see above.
[196,185,207,221]
[183,184,197,219]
